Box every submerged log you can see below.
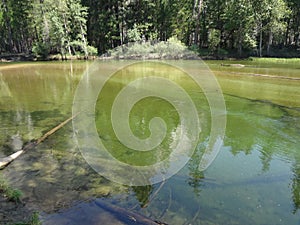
[0,113,78,169]
[221,63,245,67]
[95,199,168,225]
[0,150,25,169]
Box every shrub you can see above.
[32,42,50,59]
[126,42,152,56]
[108,36,194,59]
[87,45,98,56]
[218,48,229,56]
[165,36,188,57]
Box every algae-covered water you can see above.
[0,60,299,225]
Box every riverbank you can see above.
[1,52,300,64]
[2,40,298,62]
[0,53,98,62]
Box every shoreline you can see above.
[1,53,300,63]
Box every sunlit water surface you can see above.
[0,60,299,225]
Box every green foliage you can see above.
[27,212,41,225]
[32,42,50,59]
[0,178,40,225]
[208,29,221,53]
[165,36,188,56]
[70,40,86,55]
[241,33,257,51]
[217,48,229,56]
[127,24,142,42]
[127,42,152,56]
[0,178,23,202]
[87,45,98,56]
[109,42,152,58]
[189,44,201,53]
[108,37,193,59]
[0,0,299,58]
[29,0,95,59]
[6,187,23,202]
[152,36,187,57]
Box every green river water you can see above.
[0,60,299,225]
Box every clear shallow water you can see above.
[0,60,299,225]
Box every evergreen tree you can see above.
[0,0,299,57]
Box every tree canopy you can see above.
[0,0,299,58]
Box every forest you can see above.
[0,0,300,59]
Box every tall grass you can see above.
[0,177,23,202]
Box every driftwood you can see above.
[95,199,168,225]
[221,63,245,68]
[0,113,78,169]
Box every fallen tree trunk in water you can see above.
[221,63,245,68]
[0,150,25,169]
[0,113,78,169]
[95,199,168,225]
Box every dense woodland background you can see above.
[1,0,300,58]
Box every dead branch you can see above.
[0,113,78,169]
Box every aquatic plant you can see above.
[13,212,41,225]
[0,177,23,202]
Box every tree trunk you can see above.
[0,113,79,169]
[95,199,168,225]
[259,23,263,57]
[285,18,290,46]
[41,3,50,43]
[79,22,88,59]
[63,14,72,57]
[119,22,124,45]
[267,30,273,56]
[118,2,125,45]
[2,0,14,52]
[238,25,243,57]
[238,40,242,57]
[193,0,203,46]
